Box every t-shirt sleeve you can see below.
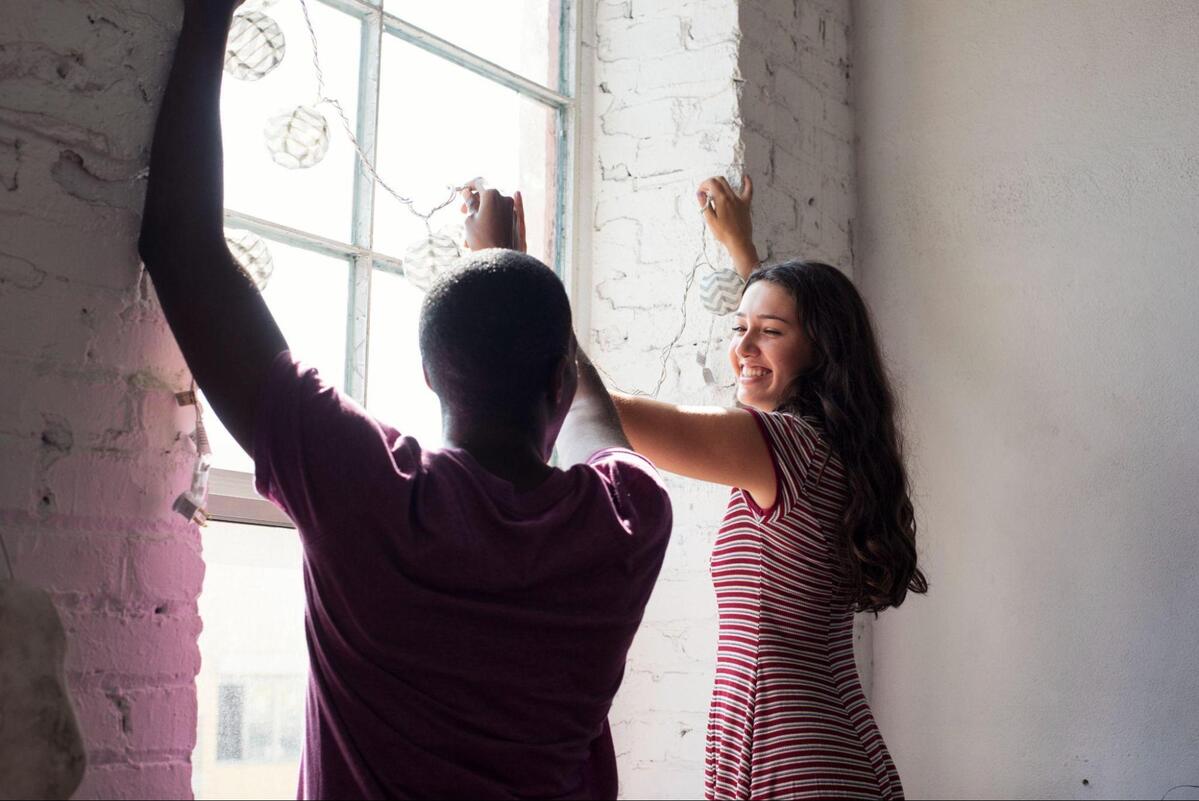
[744,408,831,522]
[585,448,673,548]
[253,351,419,535]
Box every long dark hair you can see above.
[746,261,927,613]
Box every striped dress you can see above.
[705,410,903,800]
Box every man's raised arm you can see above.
[138,0,287,454]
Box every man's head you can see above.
[419,250,576,440]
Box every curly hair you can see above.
[746,261,928,613]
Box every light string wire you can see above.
[592,213,722,398]
[296,0,460,222]
[295,0,732,398]
[1162,785,1199,800]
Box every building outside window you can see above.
[193,1,576,797]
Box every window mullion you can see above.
[345,9,384,402]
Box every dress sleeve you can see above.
[742,409,832,522]
[252,351,420,538]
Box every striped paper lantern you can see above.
[224,11,286,82]
[403,232,462,292]
[264,105,331,169]
[700,268,745,316]
[224,229,275,290]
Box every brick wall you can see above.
[0,0,856,797]
[587,1,857,797]
[0,3,201,798]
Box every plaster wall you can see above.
[853,2,1199,797]
[0,2,202,798]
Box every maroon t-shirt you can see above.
[252,352,673,800]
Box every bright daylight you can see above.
[2,0,1198,800]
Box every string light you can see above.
[264,104,331,169]
[224,228,275,290]
[402,229,464,292]
[699,267,745,316]
[224,11,286,82]
[171,387,212,526]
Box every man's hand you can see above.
[698,175,759,279]
[460,180,526,252]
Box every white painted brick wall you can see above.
[0,3,201,798]
[1,0,856,797]
[588,1,858,797]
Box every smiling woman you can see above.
[608,176,927,801]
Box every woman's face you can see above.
[729,280,816,412]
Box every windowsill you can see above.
[208,468,293,528]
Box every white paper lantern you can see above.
[699,268,745,316]
[240,0,280,10]
[224,11,286,82]
[403,232,462,292]
[264,105,331,169]
[224,229,275,290]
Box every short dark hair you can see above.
[418,250,572,421]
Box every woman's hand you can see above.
[698,175,760,279]
[460,180,526,252]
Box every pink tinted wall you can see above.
[0,2,203,797]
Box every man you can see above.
[138,2,673,798]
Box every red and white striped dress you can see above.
[705,410,903,800]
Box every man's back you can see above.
[254,352,673,799]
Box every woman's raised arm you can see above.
[611,394,777,509]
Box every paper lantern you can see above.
[264,105,331,169]
[240,0,280,10]
[699,268,745,315]
[403,232,462,292]
[224,229,275,290]
[224,11,286,81]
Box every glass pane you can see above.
[384,0,561,88]
[365,269,443,449]
[204,240,350,473]
[372,36,558,268]
[221,0,360,241]
[193,521,307,799]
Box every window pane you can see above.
[365,269,443,449]
[194,521,307,800]
[221,1,360,241]
[372,37,558,267]
[384,0,561,88]
[204,240,350,473]
[216,685,244,762]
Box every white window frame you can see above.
[209,0,582,526]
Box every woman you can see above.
[611,176,927,800]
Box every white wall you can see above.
[853,2,1199,798]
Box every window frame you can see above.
[210,0,581,525]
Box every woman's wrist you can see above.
[729,242,761,280]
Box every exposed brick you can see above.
[593,2,858,795]
[73,761,192,801]
[0,3,198,798]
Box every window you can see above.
[196,3,577,797]
[193,520,307,799]
[206,0,577,476]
